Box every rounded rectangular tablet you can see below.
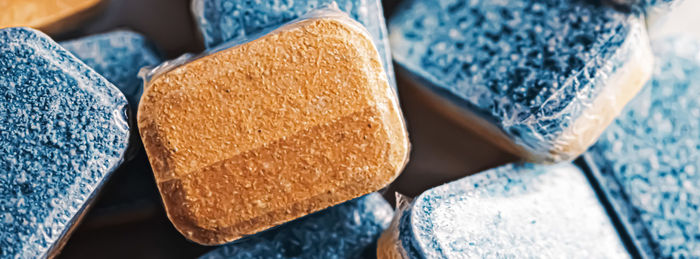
[191,0,396,88]
[0,27,130,258]
[201,193,392,259]
[138,8,410,245]
[588,36,700,258]
[0,0,105,35]
[61,30,163,112]
[378,163,629,258]
[389,0,653,163]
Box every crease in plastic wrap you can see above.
[0,27,130,258]
[200,193,393,259]
[61,30,163,112]
[0,0,107,35]
[191,0,396,89]
[377,163,630,258]
[587,36,700,258]
[138,5,409,245]
[389,0,653,163]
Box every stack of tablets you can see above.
[1,0,698,257]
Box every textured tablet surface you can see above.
[379,163,628,258]
[201,193,392,259]
[0,27,130,258]
[139,12,408,245]
[192,0,395,87]
[0,0,104,34]
[589,37,700,258]
[61,30,162,111]
[390,0,652,162]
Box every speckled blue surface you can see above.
[192,0,395,88]
[397,163,629,258]
[200,193,392,259]
[588,37,700,258]
[390,0,647,162]
[61,30,162,111]
[0,27,130,258]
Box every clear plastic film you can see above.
[137,5,409,245]
[0,27,130,258]
[200,193,393,258]
[377,193,413,259]
[607,0,685,24]
[377,163,629,258]
[587,36,700,258]
[190,0,396,89]
[390,0,654,163]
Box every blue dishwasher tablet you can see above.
[191,0,395,88]
[377,163,629,258]
[389,0,653,163]
[61,30,162,111]
[0,27,130,258]
[588,36,700,258]
[200,193,393,259]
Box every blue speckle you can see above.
[396,163,628,258]
[192,0,396,88]
[0,27,130,258]
[389,0,647,162]
[60,30,162,111]
[200,193,393,259]
[589,36,700,258]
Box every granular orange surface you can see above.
[138,16,410,245]
[0,0,105,34]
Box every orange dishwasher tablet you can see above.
[0,0,105,35]
[137,7,410,245]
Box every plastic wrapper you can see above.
[608,0,684,17]
[200,193,392,259]
[377,163,629,258]
[137,6,409,245]
[191,0,396,88]
[61,30,162,112]
[0,27,130,258]
[0,0,106,35]
[587,36,700,258]
[390,0,653,163]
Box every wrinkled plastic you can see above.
[0,27,130,258]
[191,0,396,89]
[141,4,381,85]
[378,163,629,258]
[390,0,653,163]
[200,193,393,259]
[587,36,700,258]
[61,30,162,112]
[138,5,409,245]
